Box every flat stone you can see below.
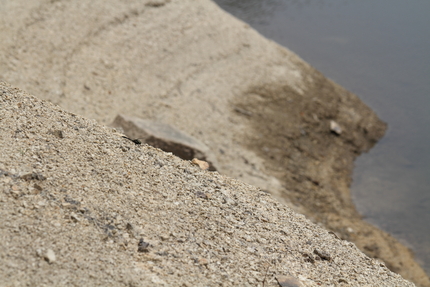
[276,275,303,287]
[111,114,217,170]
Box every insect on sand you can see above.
[122,136,142,145]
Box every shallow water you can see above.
[214,0,430,274]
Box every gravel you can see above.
[0,83,415,286]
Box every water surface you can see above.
[214,0,430,273]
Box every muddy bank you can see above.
[234,62,427,283]
[0,0,428,285]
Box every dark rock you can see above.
[138,239,150,253]
[314,249,331,261]
[21,172,46,181]
[302,252,315,263]
[195,191,208,200]
[49,130,64,139]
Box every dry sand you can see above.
[0,0,429,286]
[0,81,413,287]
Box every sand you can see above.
[0,0,429,285]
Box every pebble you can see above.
[276,275,303,287]
[45,249,56,263]
[330,120,342,135]
[191,158,209,170]
[198,258,209,265]
[137,239,150,253]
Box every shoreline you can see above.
[214,0,430,275]
[0,0,428,285]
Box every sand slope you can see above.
[0,0,428,285]
[0,82,413,287]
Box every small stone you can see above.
[21,172,46,181]
[234,107,253,116]
[49,130,64,139]
[126,223,134,230]
[160,233,170,241]
[195,191,208,200]
[45,249,56,263]
[37,200,46,207]
[36,249,43,257]
[198,258,209,265]
[302,252,315,263]
[330,120,342,135]
[276,275,303,287]
[11,186,20,196]
[191,158,209,170]
[33,184,43,192]
[222,196,236,206]
[70,213,80,222]
[314,249,331,261]
[138,238,150,253]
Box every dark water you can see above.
[213,0,430,274]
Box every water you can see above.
[213,0,430,274]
